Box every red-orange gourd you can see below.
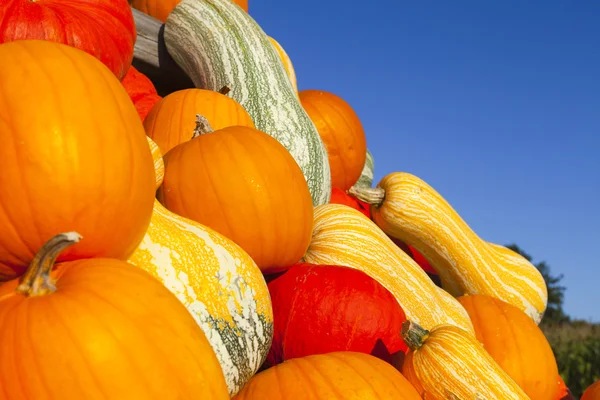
[582,380,600,400]
[121,65,163,122]
[0,0,136,80]
[458,294,560,400]
[233,352,421,400]
[144,88,255,156]
[0,40,155,281]
[157,117,313,273]
[0,232,230,399]
[131,0,248,23]
[300,90,367,191]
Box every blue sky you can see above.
[251,1,600,322]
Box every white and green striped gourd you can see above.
[164,0,331,206]
[355,148,374,188]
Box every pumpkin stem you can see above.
[16,232,82,297]
[192,114,215,139]
[348,186,385,207]
[218,86,231,95]
[401,320,430,351]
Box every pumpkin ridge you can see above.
[297,357,345,399]
[326,352,380,397]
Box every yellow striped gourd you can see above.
[401,320,531,399]
[303,203,475,335]
[350,172,548,323]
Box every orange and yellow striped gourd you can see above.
[303,203,475,334]
[350,172,548,323]
[401,320,531,399]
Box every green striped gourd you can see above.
[163,0,331,206]
[355,148,374,188]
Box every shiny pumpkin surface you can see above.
[128,200,273,396]
[458,294,559,400]
[303,204,475,334]
[0,40,155,281]
[0,0,136,80]
[0,234,229,399]
[144,88,256,156]
[233,352,421,400]
[300,90,367,191]
[582,379,600,400]
[158,125,314,273]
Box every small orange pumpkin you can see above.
[233,352,421,399]
[0,40,155,281]
[300,89,367,191]
[458,294,559,400]
[157,116,313,273]
[0,232,230,399]
[582,379,600,400]
[131,0,248,23]
[144,88,255,156]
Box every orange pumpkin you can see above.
[233,352,421,399]
[157,116,313,273]
[0,40,155,281]
[144,88,255,156]
[458,294,560,400]
[0,232,230,399]
[121,65,162,122]
[582,379,600,400]
[131,0,248,23]
[300,89,367,191]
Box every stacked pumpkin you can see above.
[0,0,590,399]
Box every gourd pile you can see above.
[0,0,596,399]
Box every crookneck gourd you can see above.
[128,200,273,396]
[303,204,475,335]
[401,320,531,399]
[163,0,331,206]
[349,171,548,323]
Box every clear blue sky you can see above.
[251,1,600,322]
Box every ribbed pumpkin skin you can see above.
[269,36,298,94]
[402,323,530,399]
[144,88,256,156]
[0,243,229,399]
[121,66,162,122]
[300,90,367,191]
[582,379,600,400]
[367,171,548,323]
[131,0,249,23]
[355,148,374,188]
[234,352,421,400]
[458,294,559,400]
[0,41,155,281]
[164,0,331,206]
[0,0,135,80]
[128,200,273,396]
[266,263,408,367]
[303,204,475,335]
[158,126,314,273]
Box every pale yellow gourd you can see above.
[401,320,531,399]
[128,192,272,395]
[350,172,548,323]
[303,203,475,335]
[146,136,165,189]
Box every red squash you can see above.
[0,0,136,80]
[329,188,371,218]
[266,263,408,368]
[121,66,163,122]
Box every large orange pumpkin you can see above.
[458,294,560,400]
[0,0,136,80]
[157,116,313,273]
[131,0,248,23]
[144,88,255,156]
[233,352,421,399]
[300,89,367,191]
[0,40,155,281]
[0,232,230,399]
